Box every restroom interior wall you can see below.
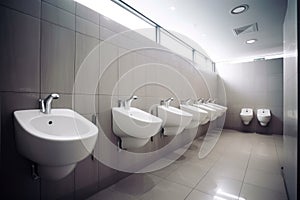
[216,59,283,134]
[282,0,297,198]
[0,1,217,199]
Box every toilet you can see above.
[240,108,253,125]
[257,109,271,126]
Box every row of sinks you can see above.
[12,93,226,181]
[112,98,227,149]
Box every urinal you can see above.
[240,108,253,125]
[257,109,271,126]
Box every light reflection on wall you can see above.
[74,0,152,30]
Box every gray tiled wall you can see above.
[216,59,283,134]
[0,1,217,199]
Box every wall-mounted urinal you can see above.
[257,109,271,126]
[240,108,253,125]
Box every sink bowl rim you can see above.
[158,105,193,117]
[192,104,217,112]
[180,104,209,114]
[112,107,162,124]
[14,109,98,142]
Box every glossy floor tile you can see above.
[87,129,287,200]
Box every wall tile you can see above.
[1,167,40,199]
[75,33,100,94]
[0,0,41,18]
[98,42,119,95]
[40,93,74,109]
[75,157,99,200]
[99,14,128,34]
[76,3,99,25]
[0,7,40,93]
[41,171,75,200]
[42,1,75,30]
[99,25,118,41]
[98,95,117,140]
[43,0,75,13]
[118,51,147,96]
[74,94,98,115]
[98,162,120,190]
[76,16,100,39]
[41,21,75,94]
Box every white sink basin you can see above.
[203,104,224,117]
[208,103,228,114]
[112,107,162,149]
[192,104,218,121]
[180,104,209,128]
[157,105,193,135]
[14,109,98,180]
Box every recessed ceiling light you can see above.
[169,6,176,11]
[246,39,257,44]
[231,4,249,14]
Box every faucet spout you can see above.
[206,98,213,103]
[40,93,59,114]
[124,95,138,109]
[161,97,174,107]
[196,98,204,104]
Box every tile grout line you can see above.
[238,134,254,198]
[272,135,289,199]
[73,3,78,199]
[183,139,222,200]
[39,2,43,200]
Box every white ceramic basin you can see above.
[157,105,193,135]
[112,107,162,149]
[203,104,224,117]
[180,104,209,128]
[207,103,227,116]
[192,104,218,121]
[208,103,228,111]
[14,109,98,180]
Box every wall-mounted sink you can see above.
[208,103,228,113]
[157,103,192,135]
[192,103,218,121]
[14,109,98,180]
[180,104,209,128]
[203,103,224,117]
[112,107,162,149]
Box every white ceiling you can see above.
[122,0,287,62]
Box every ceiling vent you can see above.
[233,23,258,36]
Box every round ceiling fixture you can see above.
[231,4,249,14]
[246,39,257,44]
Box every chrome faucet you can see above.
[39,93,59,114]
[181,98,191,105]
[206,98,214,103]
[161,97,174,107]
[124,95,138,109]
[196,98,204,104]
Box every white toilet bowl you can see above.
[240,108,253,125]
[257,109,271,126]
